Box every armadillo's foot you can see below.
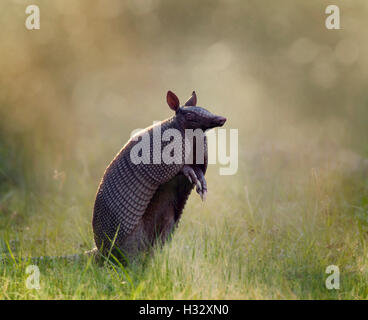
[194,168,207,202]
[182,165,201,190]
[195,181,206,201]
[182,166,207,201]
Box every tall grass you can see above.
[1,153,368,299]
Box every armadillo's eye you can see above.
[185,112,195,120]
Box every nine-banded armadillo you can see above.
[92,91,226,261]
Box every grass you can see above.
[1,0,368,300]
[1,147,368,300]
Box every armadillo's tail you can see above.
[84,247,103,263]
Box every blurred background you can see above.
[0,0,368,255]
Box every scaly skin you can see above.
[92,91,225,262]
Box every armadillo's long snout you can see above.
[213,116,227,127]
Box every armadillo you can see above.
[92,91,226,261]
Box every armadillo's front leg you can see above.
[193,167,207,201]
[181,165,207,201]
[181,165,201,192]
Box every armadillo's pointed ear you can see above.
[184,91,197,106]
[167,91,180,111]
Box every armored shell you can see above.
[92,116,207,259]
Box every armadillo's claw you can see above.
[196,181,202,193]
[200,190,207,202]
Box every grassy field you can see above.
[1,142,368,299]
[1,0,368,299]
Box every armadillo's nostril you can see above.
[217,116,227,126]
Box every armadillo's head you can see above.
[167,91,226,131]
